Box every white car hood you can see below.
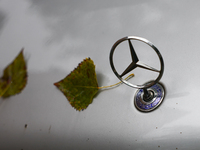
[0,1,199,149]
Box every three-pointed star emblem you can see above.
[120,39,160,77]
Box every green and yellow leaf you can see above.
[0,49,28,98]
[54,58,134,111]
[54,58,98,111]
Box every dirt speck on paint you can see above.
[48,125,51,133]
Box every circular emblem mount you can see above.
[134,82,165,112]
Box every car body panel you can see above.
[0,0,199,149]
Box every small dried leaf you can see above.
[0,49,27,98]
[54,58,98,111]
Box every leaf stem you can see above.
[73,73,134,89]
[98,73,134,89]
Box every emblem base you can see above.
[134,82,165,112]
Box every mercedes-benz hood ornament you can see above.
[110,36,165,112]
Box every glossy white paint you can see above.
[0,0,200,149]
